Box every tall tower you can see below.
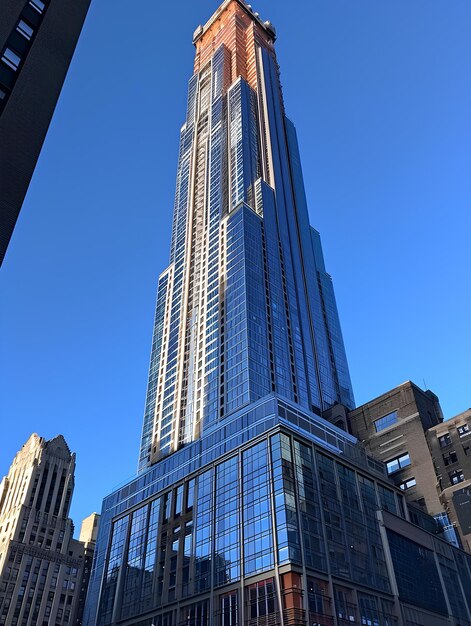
[138,0,354,471]
[84,5,471,626]
[0,0,91,266]
[0,434,96,626]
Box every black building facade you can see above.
[0,0,91,265]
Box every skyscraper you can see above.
[0,0,91,266]
[0,434,98,626]
[137,0,354,472]
[84,3,471,626]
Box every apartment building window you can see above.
[442,451,458,467]
[457,424,470,437]
[438,433,451,448]
[399,477,417,491]
[1,48,21,71]
[374,411,398,433]
[463,445,470,457]
[16,20,34,40]
[449,470,464,485]
[29,0,45,13]
[386,452,411,475]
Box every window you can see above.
[399,477,417,491]
[463,445,470,457]
[449,470,464,485]
[180,600,209,626]
[386,452,411,474]
[457,424,470,437]
[438,433,451,448]
[248,579,277,620]
[16,20,34,40]
[174,485,183,517]
[442,451,458,466]
[186,478,195,511]
[334,586,357,623]
[374,411,398,433]
[2,48,21,71]
[307,578,329,615]
[221,591,238,626]
[162,491,172,522]
[29,0,45,13]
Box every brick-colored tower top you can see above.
[193,0,276,90]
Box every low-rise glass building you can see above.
[84,398,471,626]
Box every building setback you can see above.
[0,0,91,266]
[83,2,471,626]
[0,434,99,626]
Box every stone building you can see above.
[347,381,444,513]
[347,382,470,551]
[428,408,471,551]
[0,434,97,626]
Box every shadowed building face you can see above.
[0,0,91,266]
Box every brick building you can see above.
[347,382,470,551]
[428,409,471,551]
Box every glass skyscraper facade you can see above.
[84,3,471,626]
[137,0,354,473]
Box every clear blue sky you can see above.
[1,0,470,533]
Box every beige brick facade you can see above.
[0,434,97,626]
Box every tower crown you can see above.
[193,0,276,88]
[193,0,276,45]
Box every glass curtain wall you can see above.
[137,4,354,471]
